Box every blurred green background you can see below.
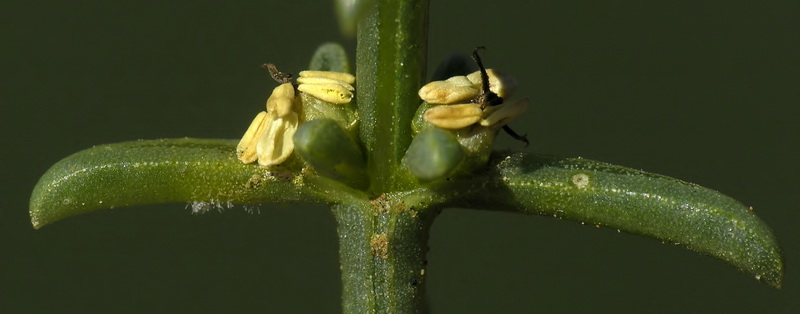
[2,1,798,312]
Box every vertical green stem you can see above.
[356,0,429,194]
[337,1,432,311]
[332,202,378,312]
[333,198,434,313]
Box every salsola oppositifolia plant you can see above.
[29,1,783,312]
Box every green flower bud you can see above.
[308,42,352,73]
[334,0,375,37]
[403,127,465,182]
[296,93,359,136]
[293,119,368,189]
[410,102,435,135]
[450,126,496,173]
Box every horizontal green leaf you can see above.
[453,152,783,287]
[30,138,325,229]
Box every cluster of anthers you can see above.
[236,64,356,167]
[420,47,529,144]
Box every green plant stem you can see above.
[333,195,436,313]
[357,0,429,194]
[337,1,433,311]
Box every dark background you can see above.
[2,1,798,312]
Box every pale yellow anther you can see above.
[296,77,355,91]
[236,111,269,163]
[266,83,296,118]
[466,68,517,98]
[299,70,356,85]
[418,79,480,104]
[256,112,299,167]
[423,103,483,129]
[298,83,354,105]
[480,98,529,127]
[444,75,474,87]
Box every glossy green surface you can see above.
[455,153,784,287]
[29,139,324,229]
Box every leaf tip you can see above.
[757,257,784,289]
[29,181,50,230]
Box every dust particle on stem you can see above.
[370,233,389,259]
